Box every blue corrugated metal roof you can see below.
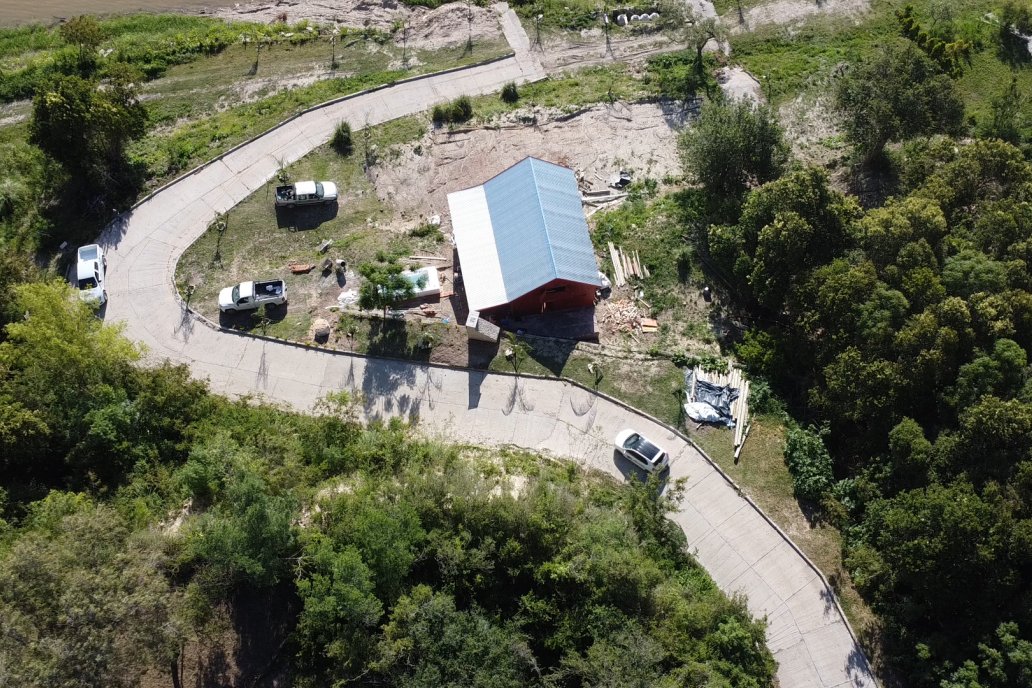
[482,157,600,302]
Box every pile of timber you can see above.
[692,361,752,460]
[607,242,649,287]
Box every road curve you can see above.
[98,7,876,687]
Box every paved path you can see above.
[98,8,875,687]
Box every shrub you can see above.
[432,95,474,125]
[331,121,353,156]
[783,426,834,502]
[500,81,520,103]
[408,222,443,242]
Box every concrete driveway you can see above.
[98,7,876,687]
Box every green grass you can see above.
[488,338,686,425]
[128,36,507,184]
[175,115,429,339]
[471,64,646,121]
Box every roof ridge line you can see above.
[528,158,560,282]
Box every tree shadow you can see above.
[229,583,300,688]
[274,202,339,231]
[996,28,1032,67]
[361,319,427,422]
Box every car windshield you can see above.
[78,245,98,261]
[78,277,98,290]
[231,285,240,302]
[626,433,662,461]
[315,182,324,197]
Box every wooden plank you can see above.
[734,423,752,461]
[608,242,625,286]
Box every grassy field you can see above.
[470,63,647,121]
[175,115,430,339]
[130,36,508,183]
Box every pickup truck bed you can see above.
[254,279,284,297]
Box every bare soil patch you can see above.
[212,0,504,51]
[735,0,870,30]
[373,101,685,224]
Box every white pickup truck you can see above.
[275,180,338,208]
[218,279,287,313]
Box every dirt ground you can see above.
[730,0,870,30]
[779,89,845,166]
[212,0,505,51]
[371,101,686,226]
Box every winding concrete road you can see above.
[99,7,876,687]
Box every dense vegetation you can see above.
[0,14,322,102]
[0,282,776,687]
[677,6,1032,683]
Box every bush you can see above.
[408,222,443,241]
[331,121,354,156]
[783,426,834,502]
[500,81,520,103]
[432,95,474,126]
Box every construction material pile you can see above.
[596,299,643,333]
[684,362,752,458]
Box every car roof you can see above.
[626,433,663,461]
[295,181,317,195]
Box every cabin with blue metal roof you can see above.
[447,157,601,319]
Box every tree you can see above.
[30,69,147,201]
[783,426,834,501]
[295,535,383,679]
[707,167,860,309]
[834,40,964,161]
[373,585,536,688]
[59,15,103,71]
[679,99,789,199]
[683,15,725,71]
[0,499,183,688]
[0,281,140,477]
[357,253,425,317]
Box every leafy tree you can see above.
[708,167,860,309]
[0,281,138,473]
[59,15,104,71]
[783,426,834,501]
[30,69,147,201]
[373,585,536,688]
[679,99,789,199]
[834,41,964,161]
[181,461,296,596]
[942,622,1032,688]
[295,534,383,678]
[358,253,426,316]
[0,499,182,688]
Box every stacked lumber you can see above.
[691,362,752,458]
[606,242,650,287]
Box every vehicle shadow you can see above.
[275,203,338,231]
[613,450,671,491]
[218,302,288,330]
